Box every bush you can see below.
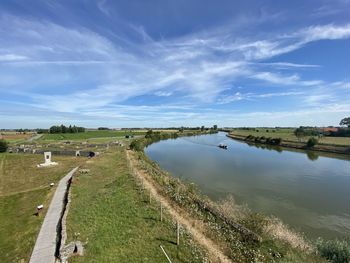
[129,140,144,151]
[307,137,318,148]
[316,238,350,263]
[0,139,8,152]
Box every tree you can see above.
[213,125,218,130]
[145,129,153,138]
[294,127,306,141]
[200,126,205,132]
[307,137,318,148]
[0,139,8,152]
[340,117,350,127]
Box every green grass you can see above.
[41,130,146,141]
[0,153,84,196]
[66,147,207,263]
[0,188,51,263]
[230,128,350,146]
[0,153,83,262]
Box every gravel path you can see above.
[29,167,78,263]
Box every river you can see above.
[145,132,350,239]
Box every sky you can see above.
[0,0,350,128]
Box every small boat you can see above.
[218,144,228,149]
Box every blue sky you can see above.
[0,0,350,128]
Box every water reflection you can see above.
[307,151,319,161]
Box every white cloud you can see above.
[256,62,321,69]
[154,91,173,97]
[0,54,28,61]
[300,24,350,42]
[1,14,350,127]
[217,91,303,104]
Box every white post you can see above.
[176,221,180,245]
[160,245,172,263]
[160,203,163,222]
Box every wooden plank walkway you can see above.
[29,167,78,263]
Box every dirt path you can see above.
[27,134,43,142]
[126,150,232,263]
[0,185,49,198]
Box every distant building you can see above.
[321,127,339,132]
[320,127,339,136]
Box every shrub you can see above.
[129,140,144,151]
[307,137,318,148]
[316,238,350,263]
[0,139,8,152]
[274,138,282,145]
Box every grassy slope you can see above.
[0,154,83,196]
[66,147,206,263]
[0,153,83,262]
[41,130,146,141]
[231,128,350,146]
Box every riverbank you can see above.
[132,133,327,262]
[227,133,350,156]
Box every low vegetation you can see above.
[316,238,350,263]
[66,147,207,262]
[0,139,8,152]
[245,135,282,145]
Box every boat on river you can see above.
[218,144,228,149]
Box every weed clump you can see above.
[316,238,350,263]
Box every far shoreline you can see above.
[226,133,350,157]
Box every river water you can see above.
[145,132,350,239]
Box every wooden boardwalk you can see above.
[29,167,78,263]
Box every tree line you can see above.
[49,125,85,134]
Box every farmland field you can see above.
[0,132,33,143]
[230,128,350,146]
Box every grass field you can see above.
[0,132,33,143]
[40,130,146,141]
[230,128,350,146]
[66,147,207,263]
[0,153,84,262]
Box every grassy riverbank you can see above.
[127,132,330,262]
[65,146,207,262]
[227,133,350,155]
[0,153,82,262]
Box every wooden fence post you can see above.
[160,202,163,222]
[160,245,172,263]
[176,221,180,245]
